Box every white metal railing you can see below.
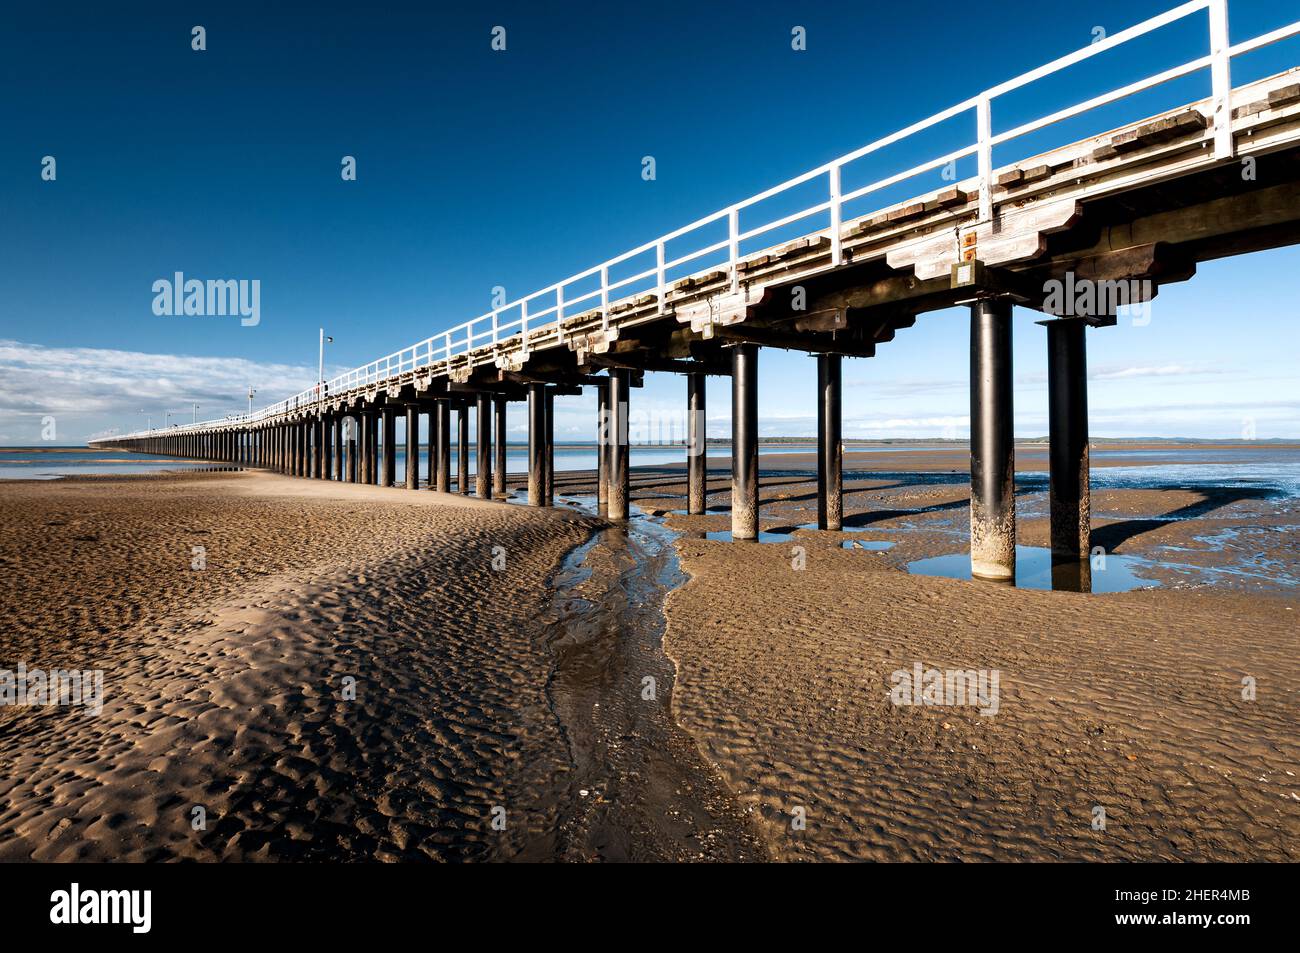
[110,0,1300,441]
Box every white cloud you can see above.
[845,376,965,398]
[0,339,326,443]
[1089,363,1220,381]
[1015,362,1228,387]
[857,415,970,429]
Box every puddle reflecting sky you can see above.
[701,529,793,544]
[907,546,1157,593]
[843,539,896,551]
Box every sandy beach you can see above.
[561,447,1300,861]
[0,472,602,860]
[657,528,1299,861]
[1,448,1296,862]
[0,470,766,861]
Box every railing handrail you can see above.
[106,0,1300,442]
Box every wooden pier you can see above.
[92,2,1300,588]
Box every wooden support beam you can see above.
[791,308,847,333]
[580,352,730,376]
[497,369,606,387]
[713,325,878,357]
[811,272,952,313]
[1056,181,1300,266]
[445,381,528,397]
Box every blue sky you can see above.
[1,0,1297,444]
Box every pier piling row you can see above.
[106,297,1125,588]
[95,57,1300,584]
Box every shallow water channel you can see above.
[535,496,766,861]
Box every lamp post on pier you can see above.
[318,330,333,397]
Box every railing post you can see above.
[728,208,740,292]
[600,265,610,331]
[1209,0,1233,159]
[829,163,842,266]
[656,241,666,314]
[521,300,530,358]
[977,94,993,222]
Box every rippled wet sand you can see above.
[560,454,1300,861]
[3,455,1295,863]
[0,472,599,861]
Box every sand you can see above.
[0,470,767,862]
[584,460,1300,862]
[0,472,601,861]
[660,540,1298,861]
[2,450,1296,863]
